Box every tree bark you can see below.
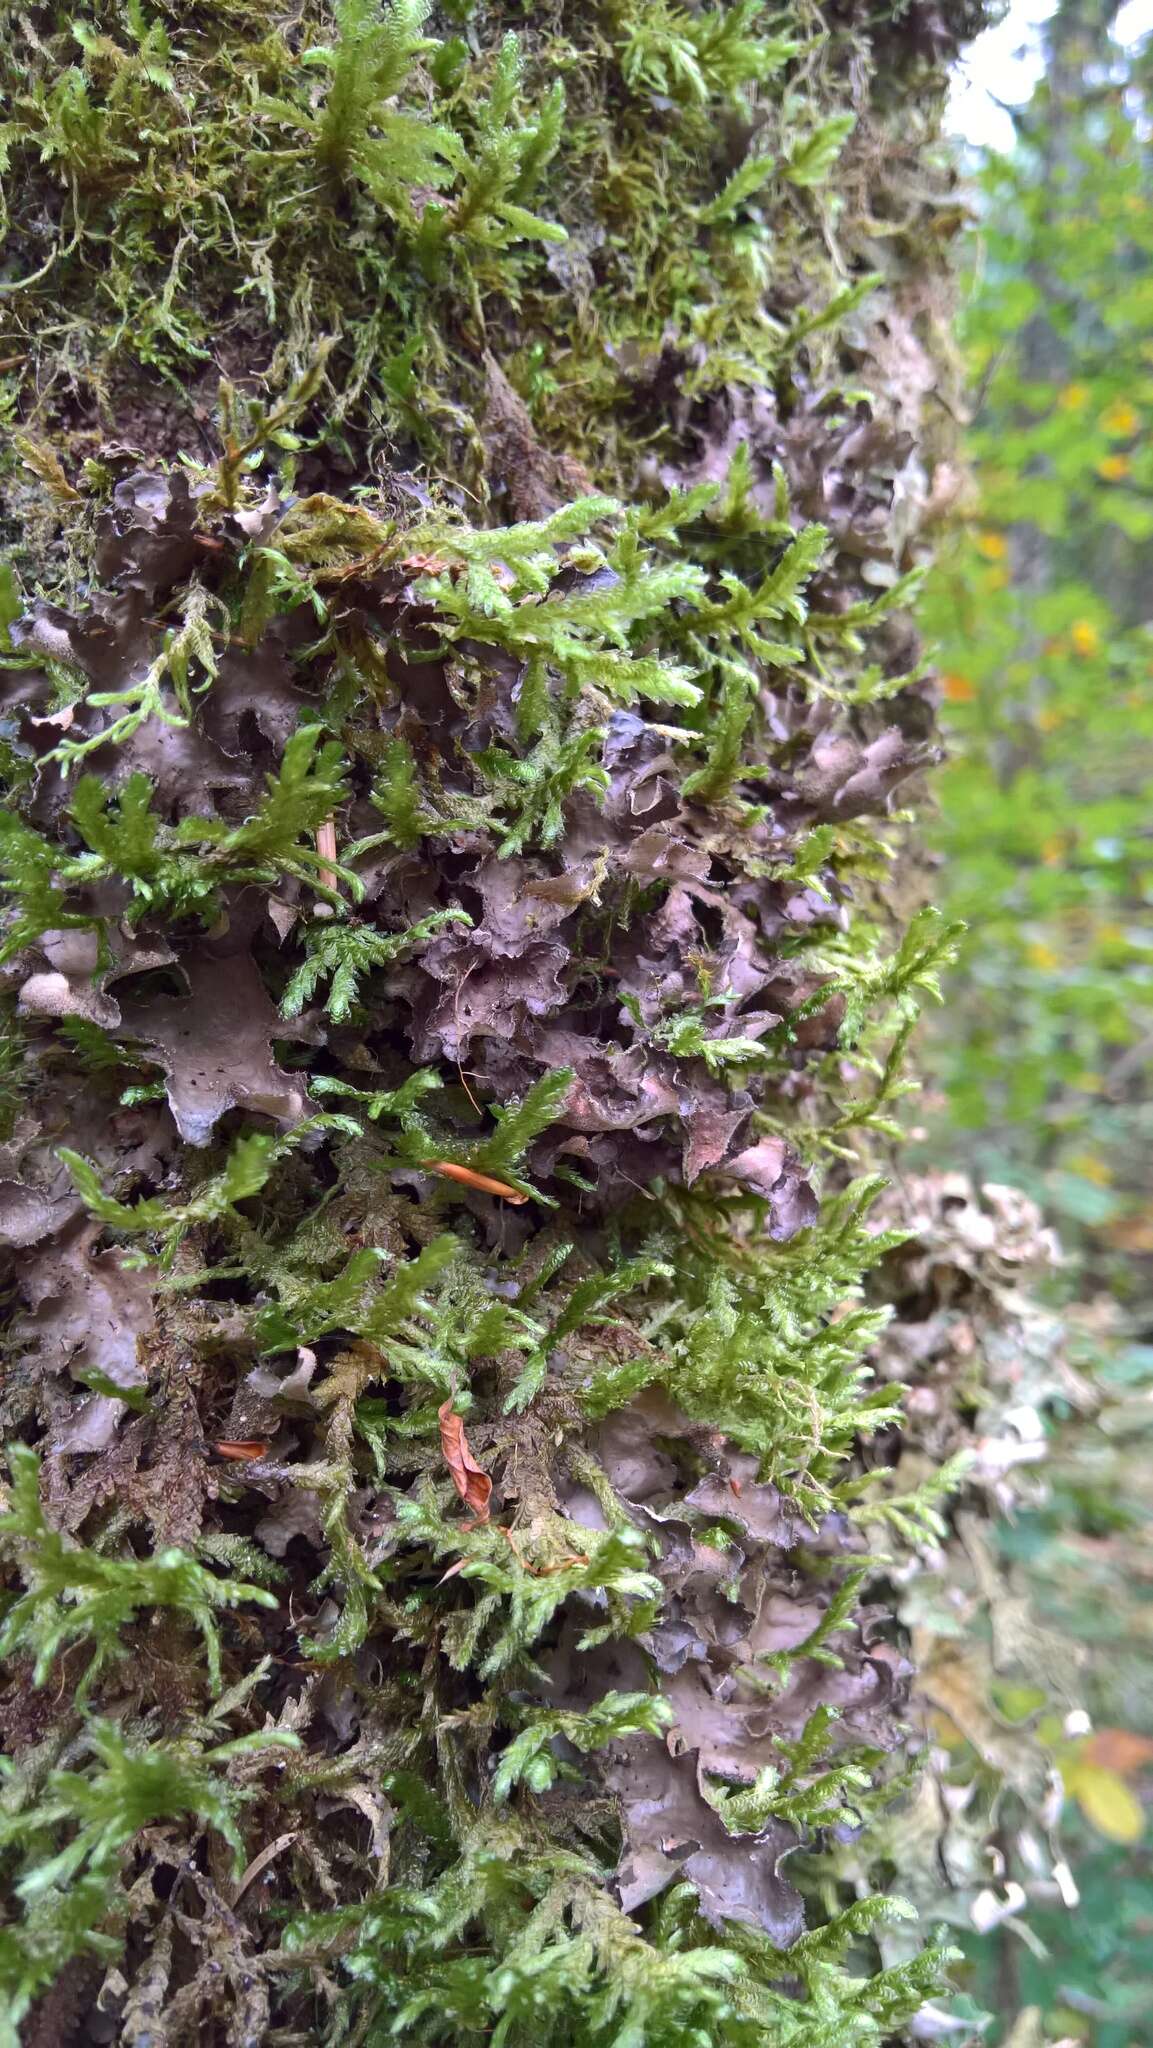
[0,4,985,2038]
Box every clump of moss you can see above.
[0,2,982,2040]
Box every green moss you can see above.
[0,0,981,2037]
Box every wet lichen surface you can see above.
[0,4,988,2042]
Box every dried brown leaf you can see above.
[438,1399,493,1523]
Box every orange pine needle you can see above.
[430,1161,528,1203]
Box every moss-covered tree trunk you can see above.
[0,4,986,2040]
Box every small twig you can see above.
[315,816,338,892]
[313,815,339,919]
[1103,1027,1153,1100]
[498,1525,590,1575]
[457,1062,484,1118]
[453,963,484,1116]
[229,1830,298,1908]
[313,541,391,586]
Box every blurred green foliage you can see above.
[924,41,1153,1257]
[924,11,1153,2041]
